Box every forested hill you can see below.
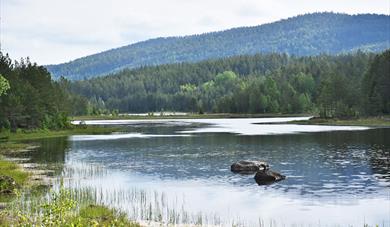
[69,50,390,117]
[46,12,390,80]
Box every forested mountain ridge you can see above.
[46,12,390,80]
[69,50,390,117]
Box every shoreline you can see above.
[290,116,390,127]
[72,114,390,127]
[72,113,311,121]
[0,125,122,141]
[0,143,58,199]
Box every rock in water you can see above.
[231,160,269,174]
[254,169,286,185]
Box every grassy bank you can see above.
[0,159,29,187]
[0,183,140,226]
[0,158,29,203]
[291,116,390,127]
[0,125,122,141]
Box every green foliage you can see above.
[46,13,390,80]
[0,74,10,96]
[317,71,362,118]
[363,49,390,115]
[0,53,85,132]
[70,204,140,226]
[40,186,77,226]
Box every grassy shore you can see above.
[0,157,30,203]
[0,159,29,186]
[291,116,390,127]
[0,125,122,141]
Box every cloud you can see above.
[1,0,389,64]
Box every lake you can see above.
[25,117,390,226]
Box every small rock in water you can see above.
[231,160,269,174]
[254,169,286,185]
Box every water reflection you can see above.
[20,137,70,164]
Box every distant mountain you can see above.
[46,12,390,80]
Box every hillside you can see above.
[69,50,388,116]
[47,12,390,80]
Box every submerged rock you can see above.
[0,175,17,194]
[231,160,269,174]
[254,169,286,185]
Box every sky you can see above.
[1,0,389,65]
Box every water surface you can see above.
[29,118,390,226]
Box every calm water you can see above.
[26,118,390,226]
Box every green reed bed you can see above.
[1,184,140,226]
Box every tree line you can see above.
[0,53,88,132]
[70,50,389,117]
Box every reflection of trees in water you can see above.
[369,144,390,183]
[26,137,69,178]
[271,129,390,195]
[28,137,69,164]
[321,128,390,184]
[9,137,69,175]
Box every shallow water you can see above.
[29,118,390,226]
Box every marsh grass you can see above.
[1,183,140,226]
[0,159,29,186]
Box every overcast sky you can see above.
[1,0,389,65]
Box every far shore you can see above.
[72,113,390,127]
[72,113,311,121]
[0,125,122,141]
[289,116,390,127]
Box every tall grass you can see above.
[1,183,139,226]
[57,162,231,226]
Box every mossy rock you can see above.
[0,175,17,194]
